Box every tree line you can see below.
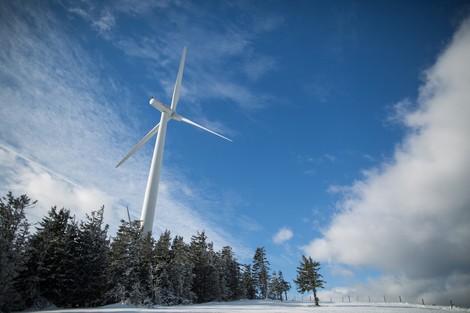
[0,192,324,312]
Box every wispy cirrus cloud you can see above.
[0,1,252,256]
[303,16,470,306]
[66,1,281,112]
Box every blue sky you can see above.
[1,0,470,306]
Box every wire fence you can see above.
[286,294,458,309]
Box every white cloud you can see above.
[325,273,470,305]
[328,264,355,279]
[67,4,116,39]
[92,8,116,36]
[0,146,119,228]
[273,227,294,244]
[303,16,470,306]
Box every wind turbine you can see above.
[116,47,232,234]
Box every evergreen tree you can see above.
[107,220,145,305]
[154,230,171,265]
[139,232,156,306]
[72,207,110,307]
[206,242,221,301]
[268,271,281,300]
[190,231,218,303]
[154,230,174,305]
[22,207,79,307]
[278,271,291,301]
[242,264,256,300]
[1,193,297,309]
[214,249,229,301]
[293,255,325,306]
[220,246,242,301]
[169,235,194,304]
[59,218,82,306]
[267,271,291,301]
[4,194,284,309]
[252,247,270,299]
[154,265,173,305]
[0,192,33,312]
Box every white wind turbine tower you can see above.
[116,47,232,234]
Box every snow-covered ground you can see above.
[24,300,470,313]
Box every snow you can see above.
[23,300,470,313]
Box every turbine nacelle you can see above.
[150,97,172,114]
[147,97,232,142]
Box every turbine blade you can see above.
[170,46,186,111]
[173,114,232,142]
[115,123,160,168]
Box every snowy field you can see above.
[24,300,470,313]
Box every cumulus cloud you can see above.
[303,16,470,306]
[273,227,294,244]
[0,145,121,231]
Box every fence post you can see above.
[450,300,454,308]
[421,298,425,305]
[399,296,402,303]
[348,296,351,303]
[368,296,370,303]
[384,295,387,303]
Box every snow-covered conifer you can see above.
[252,247,270,299]
[75,206,110,306]
[0,192,33,312]
[190,231,218,303]
[107,220,144,305]
[242,264,256,299]
[169,235,194,304]
[220,246,242,301]
[23,207,79,307]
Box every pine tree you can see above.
[59,218,82,306]
[154,265,174,305]
[242,264,256,300]
[22,207,79,307]
[268,271,281,300]
[252,247,270,299]
[293,255,325,306]
[0,192,34,312]
[206,242,220,302]
[74,207,110,307]
[220,246,241,301]
[107,220,144,305]
[169,235,194,304]
[154,230,171,265]
[267,271,291,301]
[213,247,230,301]
[278,271,291,301]
[190,231,218,303]
[154,230,174,305]
[139,232,155,306]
